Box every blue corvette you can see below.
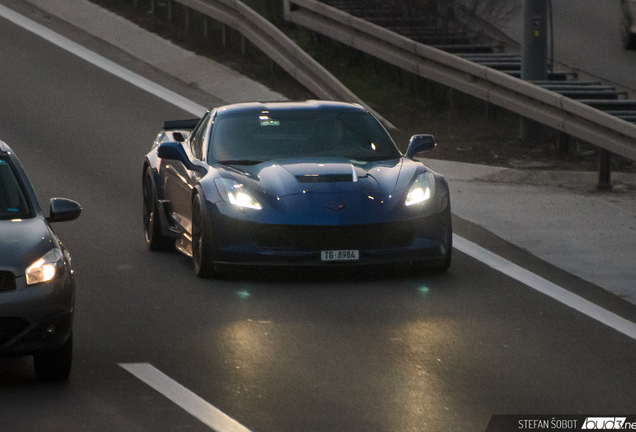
[143,101,451,277]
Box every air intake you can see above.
[296,174,353,183]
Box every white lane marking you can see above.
[453,234,636,341]
[4,0,635,341]
[119,363,251,432]
[0,3,207,117]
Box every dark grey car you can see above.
[0,140,81,380]
[622,0,636,49]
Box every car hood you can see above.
[0,217,55,277]
[240,157,415,198]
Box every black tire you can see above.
[192,194,216,278]
[143,167,173,251]
[34,333,72,381]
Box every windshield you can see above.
[209,110,401,163]
[0,158,32,220]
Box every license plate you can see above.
[321,250,359,261]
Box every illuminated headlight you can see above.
[214,178,262,210]
[25,248,64,285]
[405,172,436,206]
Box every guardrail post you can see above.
[203,16,209,40]
[557,132,570,156]
[448,88,458,120]
[597,149,612,190]
[486,102,497,121]
[221,24,227,49]
[167,0,173,22]
[185,7,190,31]
[241,35,246,59]
[150,0,156,15]
[283,0,291,21]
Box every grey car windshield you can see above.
[209,110,401,163]
[0,158,31,220]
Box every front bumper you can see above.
[206,203,451,267]
[0,272,74,356]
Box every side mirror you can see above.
[48,198,82,223]
[406,134,436,159]
[157,141,189,162]
[157,142,207,175]
[157,141,196,169]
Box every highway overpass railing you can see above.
[283,0,636,168]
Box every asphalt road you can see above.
[2,8,636,432]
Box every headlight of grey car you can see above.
[25,248,64,285]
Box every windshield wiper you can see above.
[217,159,263,166]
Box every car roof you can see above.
[214,100,366,117]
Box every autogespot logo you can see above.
[582,417,631,429]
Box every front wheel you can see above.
[192,194,216,278]
[34,333,72,381]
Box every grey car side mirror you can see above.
[48,198,82,223]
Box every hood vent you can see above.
[296,174,353,183]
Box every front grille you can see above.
[255,221,415,250]
[0,317,29,345]
[0,271,16,292]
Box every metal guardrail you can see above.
[136,0,395,129]
[284,0,636,162]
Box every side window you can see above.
[190,114,210,160]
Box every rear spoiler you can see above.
[163,118,200,130]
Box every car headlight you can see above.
[25,248,64,285]
[214,178,262,210]
[405,172,436,206]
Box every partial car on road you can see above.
[0,141,81,380]
[622,0,636,49]
[143,101,451,277]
